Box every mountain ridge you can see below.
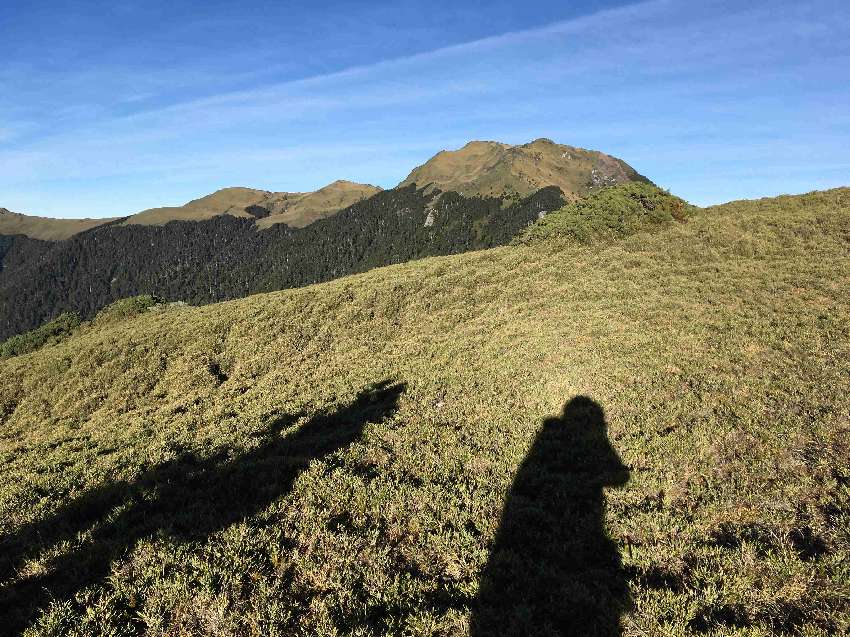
[0,181,383,240]
[0,207,119,241]
[1,138,646,240]
[0,139,653,340]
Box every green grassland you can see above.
[0,185,848,636]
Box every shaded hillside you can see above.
[0,188,847,636]
[400,138,651,200]
[0,234,52,273]
[0,185,564,340]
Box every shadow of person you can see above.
[0,380,405,636]
[472,396,630,637]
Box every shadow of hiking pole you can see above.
[472,396,630,637]
[0,380,405,636]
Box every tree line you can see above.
[0,185,565,340]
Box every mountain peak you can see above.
[327,179,377,188]
[399,138,650,199]
[256,180,382,229]
[3,140,648,240]
[527,137,557,146]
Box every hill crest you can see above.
[1,138,649,240]
[399,138,651,200]
[256,180,383,229]
[0,207,118,241]
[2,181,382,240]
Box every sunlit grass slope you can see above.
[1,187,848,636]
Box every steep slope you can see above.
[0,188,848,635]
[400,138,651,199]
[0,207,115,241]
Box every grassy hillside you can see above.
[400,138,650,200]
[124,187,265,226]
[257,181,383,229]
[2,182,380,240]
[0,208,116,241]
[0,187,848,636]
[0,312,81,359]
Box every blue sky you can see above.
[1,0,848,217]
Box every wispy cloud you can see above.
[2,0,848,216]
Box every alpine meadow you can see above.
[1,184,848,635]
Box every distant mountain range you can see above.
[0,139,651,340]
[1,139,647,240]
[0,180,383,240]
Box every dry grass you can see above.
[256,181,382,229]
[0,187,848,636]
[0,209,115,241]
[127,182,381,229]
[399,138,646,199]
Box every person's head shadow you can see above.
[472,395,630,636]
[0,380,405,636]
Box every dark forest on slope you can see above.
[0,185,564,340]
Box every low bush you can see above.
[92,295,163,325]
[518,181,694,245]
[0,312,81,358]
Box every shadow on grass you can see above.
[472,396,630,637]
[0,380,405,636]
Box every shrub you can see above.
[93,295,163,326]
[517,182,694,245]
[0,312,81,358]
